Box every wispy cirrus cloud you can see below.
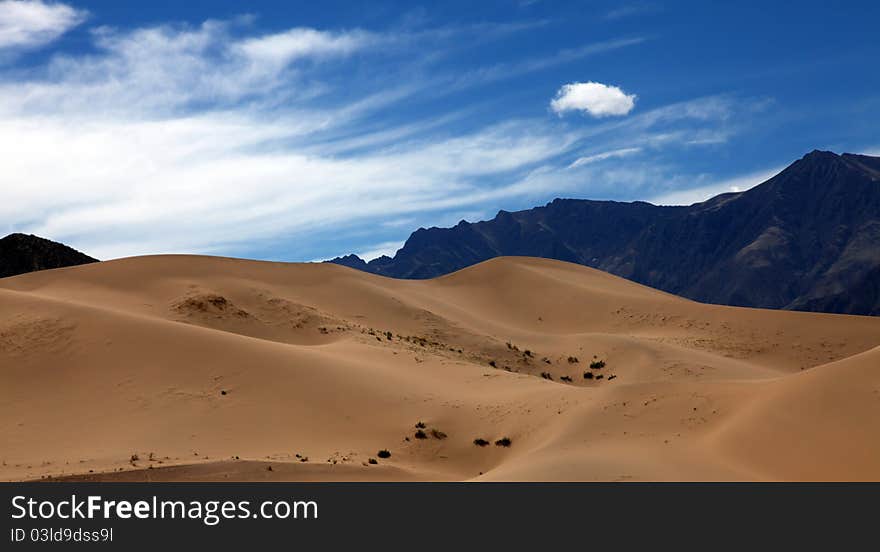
[235,27,376,65]
[0,0,85,51]
[604,3,661,21]
[568,147,642,168]
[450,36,647,91]
[0,10,752,260]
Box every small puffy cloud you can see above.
[0,0,86,50]
[551,81,636,117]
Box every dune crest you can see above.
[1,255,878,481]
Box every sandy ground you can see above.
[1,255,878,482]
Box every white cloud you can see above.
[568,147,641,168]
[0,0,85,50]
[0,20,376,116]
[551,81,636,117]
[235,27,375,66]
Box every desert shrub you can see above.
[130,454,139,463]
[567,356,579,364]
[431,429,447,440]
[583,372,594,379]
[495,437,512,447]
[368,458,378,465]
[385,331,393,340]
[415,421,426,429]
[590,360,606,369]
[596,374,604,380]
[377,449,391,459]
[608,375,617,380]
[489,360,497,368]
[473,438,490,447]
[541,372,553,380]
[220,390,227,396]
[560,375,573,383]
[415,429,428,439]
[523,350,533,357]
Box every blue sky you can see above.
[1,0,878,261]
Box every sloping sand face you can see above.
[1,256,878,481]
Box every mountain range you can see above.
[331,150,880,316]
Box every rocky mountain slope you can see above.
[0,233,97,279]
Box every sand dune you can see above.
[1,255,878,481]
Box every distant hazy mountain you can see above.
[331,150,880,316]
[0,233,98,278]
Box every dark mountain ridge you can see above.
[0,233,98,279]
[330,150,880,315]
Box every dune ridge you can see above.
[1,255,878,481]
